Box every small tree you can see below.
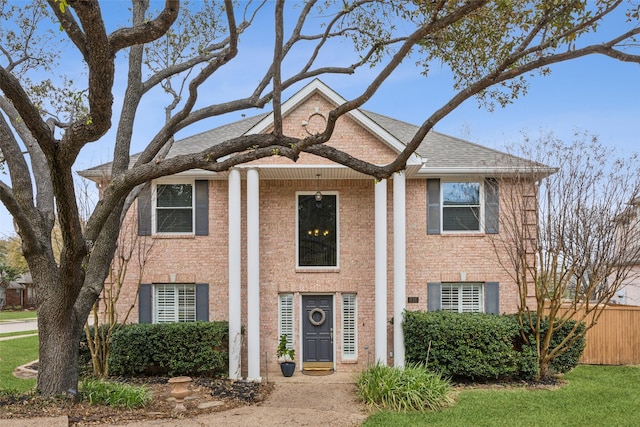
[493,131,640,379]
[84,215,155,377]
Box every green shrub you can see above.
[516,314,586,374]
[108,321,229,377]
[357,363,454,412]
[404,311,522,381]
[80,378,151,408]
[404,311,586,382]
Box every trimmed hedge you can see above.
[107,321,229,377]
[404,311,524,381]
[403,311,585,381]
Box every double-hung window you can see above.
[442,181,481,232]
[297,193,338,267]
[155,182,194,234]
[427,178,499,235]
[154,284,196,323]
[138,180,208,236]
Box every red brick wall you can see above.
[111,94,524,377]
[113,175,522,376]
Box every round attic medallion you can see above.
[304,112,326,135]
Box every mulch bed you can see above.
[0,377,273,426]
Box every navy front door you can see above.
[302,295,333,368]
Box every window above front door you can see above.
[297,192,339,268]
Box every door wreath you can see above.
[308,308,326,326]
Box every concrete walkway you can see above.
[1,417,69,427]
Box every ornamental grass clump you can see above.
[357,363,455,412]
[80,378,151,409]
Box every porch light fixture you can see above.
[314,174,323,204]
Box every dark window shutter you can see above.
[427,282,442,311]
[427,179,441,235]
[485,282,500,314]
[485,178,499,234]
[137,183,152,236]
[139,284,152,323]
[195,283,209,321]
[195,180,209,236]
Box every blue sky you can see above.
[1,2,639,237]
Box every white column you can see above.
[393,172,406,368]
[246,169,261,381]
[228,168,242,379]
[374,179,388,365]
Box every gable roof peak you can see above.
[246,79,422,166]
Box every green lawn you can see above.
[0,335,38,392]
[0,310,37,322]
[363,365,640,426]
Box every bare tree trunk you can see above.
[37,301,84,396]
[538,360,550,381]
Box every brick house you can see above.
[613,197,640,305]
[80,79,545,380]
[0,273,35,309]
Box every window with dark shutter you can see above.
[156,184,194,233]
[138,179,209,236]
[442,182,481,232]
[426,179,500,234]
[427,282,499,314]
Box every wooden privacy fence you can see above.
[549,303,640,365]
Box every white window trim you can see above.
[295,191,340,269]
[441,282,484,313]
[152,178,196,235]
[153,283,196,323]
[440,178,484,234]
[341,294,357,360]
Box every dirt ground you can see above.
[0,375,370,427]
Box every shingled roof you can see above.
[360,110,541,173]
[80,80,551,180]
